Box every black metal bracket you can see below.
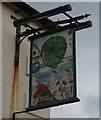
[13,4,72,27]
[12,110,48,120]
[12,13,92,66]
[11,4,92,67]
[14,26,21,66]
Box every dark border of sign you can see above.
[26,27,80,112]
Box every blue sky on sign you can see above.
[25,2,99,118]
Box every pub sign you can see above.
[26,28,80,111]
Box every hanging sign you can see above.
[26,28,80,111]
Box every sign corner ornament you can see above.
[26,28,80,111]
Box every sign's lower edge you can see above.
[26,97,80,112]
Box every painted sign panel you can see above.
[26,28,80,111]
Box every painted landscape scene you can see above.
[30,30,75,106]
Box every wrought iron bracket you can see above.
[11,4,92,67]
[14,26,21,66]
[12,110,48,120]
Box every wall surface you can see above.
[2,3,50,119]
[0,1,2,119]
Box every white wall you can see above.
[0,1,2,119]
[2,3,50,119]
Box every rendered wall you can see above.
[2,3,50,119]
[0,2,2,119]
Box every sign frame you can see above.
[26,27,80,112]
